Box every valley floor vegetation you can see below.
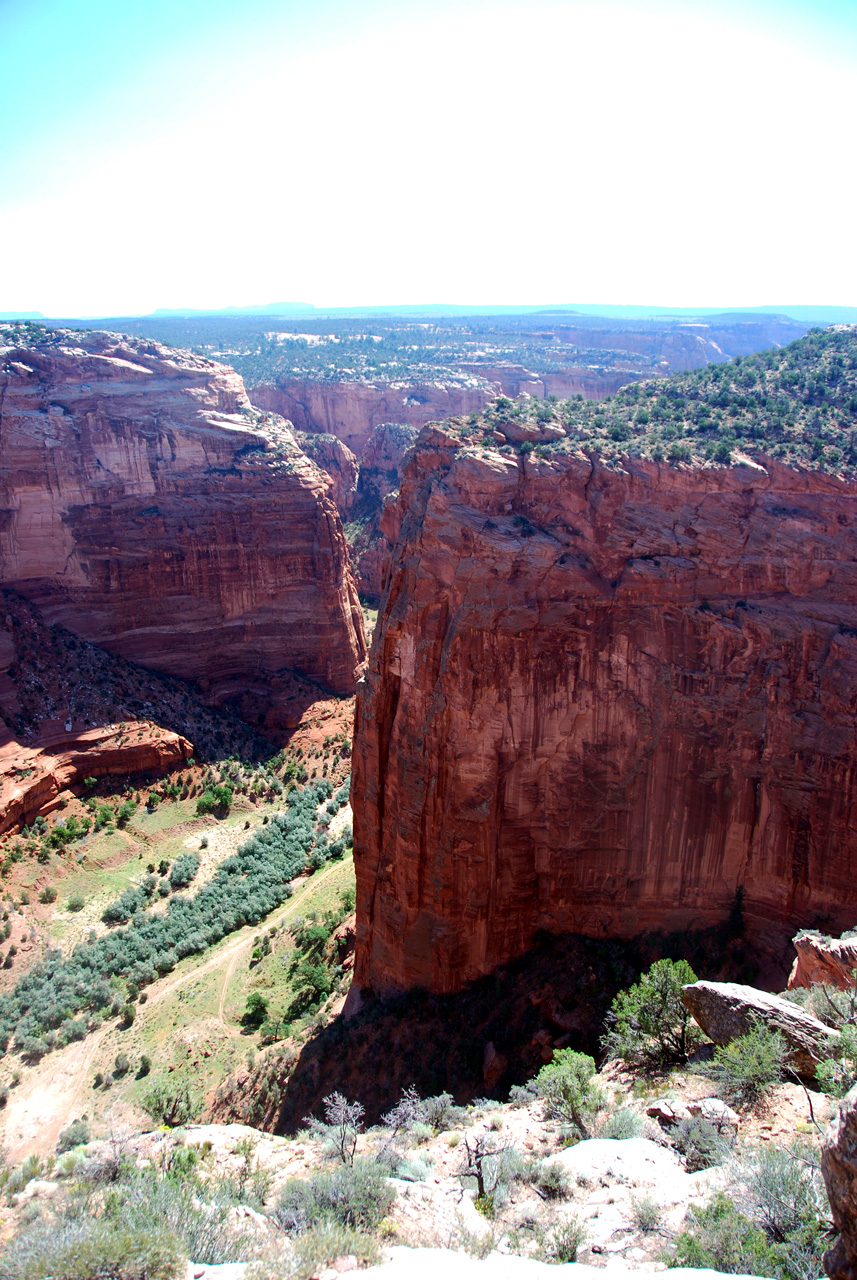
[0,777,352,1063]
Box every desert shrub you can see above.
[533,1049,604,1138]
[711,1023,786,1108]
[631,1193,663,1233]
[67,893,85,913]
[422,1091,460,1131]
[261,1224,381,1280]
[670,1193,774,1274]
[673,1116,730,1171]
[141,1078,201,1127]
[0,1217,185,1280]
[527,1157,571,1200]
[457,1134,524,1213]
[116,1168,258,1265]
[168,854,200,890]
[739,1140,827,1245]
[305,1092,365,1166]
[56,1116,91,1152]
[137,1055,151,1078]
[669,1183,826,1280]
[816,1022,857,1097]
[273,1161,393,1234]
[541,1214,587,1263]
[37,886,57,905]
[599,1107,644,1140]
[602,958,701,1067]
[114,1053,130,1077]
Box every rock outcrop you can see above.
[352,430,857,994]
[789,932,857,992]
[294,431,359,516]
[681,980,837,1076]
[0,329,366,726]
[249,377,493,457]
[822,1083,857,1280]
[0,721,191,835]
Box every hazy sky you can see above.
[1,0,855,316]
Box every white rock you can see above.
[360,1245,772,1279]
[687,1099,739,1129]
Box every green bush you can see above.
[168,853,200,889]
[141,1078,201,1127]
[670,1193,776,1275]
[599,1107,644,1139]
[0,1218,185,1280]
[56,1116,91,1152]
[602,958,701,1067]
[38,886,58,905]
[241,993,269,1029]
[711,1023,786,1109]
[273,1161,394,1235]
[816,1021,857,1097]
[533,1049,604,1139]
[196,784,233,817]
[67,893,85,913]
[541,1215,587,1263]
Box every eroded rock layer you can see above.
[353,432,857,993]
[0,330,365,724]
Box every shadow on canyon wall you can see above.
[270,899,784,1131]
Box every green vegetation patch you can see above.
[458,327,857,476]
[0,779,338,1060]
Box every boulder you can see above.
[646,1099,691,1128]
[789,932,857,993]
[681,981,839,1076]
[686,1098,739,1131]
[821,1082,857,1280]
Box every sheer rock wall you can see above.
[352,430,857,993]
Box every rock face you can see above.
[0,721,191,835]
[352,431,857,994]
[822,1083,857,1280]
[249,378,493,457]
[681,980,837,1076]
[789,932,857,992]
[294,431,359,516]
[350,423,420,601]
[0,330,366,725]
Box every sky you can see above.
[1,0,856,317]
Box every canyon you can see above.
[0,329,366,733]
[351,425,857,995]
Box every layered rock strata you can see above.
[0,721,191,835]
[249,378,493,457]
[0,330,365,723]
[353,431,857,993]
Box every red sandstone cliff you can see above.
[0,330,366,724]
[248,378,494,456]
[352,431,857,994]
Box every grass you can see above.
[65,849,355,1124]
